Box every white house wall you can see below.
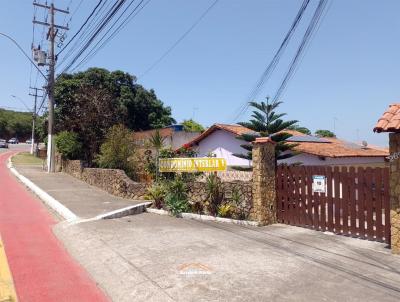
[195,130,252,168]
[171,132,201,149]
[195,131,386,168]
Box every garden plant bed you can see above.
[146,207,259,226]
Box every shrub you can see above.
[165,177,189,216]
[230,186,250,220]
[165,194,189,217]
[217,203,233,218]
[95,124,135,177]
[145,182,167,209]
[55,131,82,159]
[205,173,224,216]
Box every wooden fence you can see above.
[276,165,390,243]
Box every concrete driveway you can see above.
[54,213,400,302]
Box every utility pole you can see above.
[33,1,69,172]
[29,87,43,155]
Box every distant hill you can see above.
[0,108,32,140]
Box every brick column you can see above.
[389,133,400,254]
[251,137,277,225]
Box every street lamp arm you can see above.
[11,95,32,112]
[0,32,47,81]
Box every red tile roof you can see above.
[186,124,253,146]
[187,124,388,158]
[374,104,400,133]
[293,137,388,158]
[132,128,173,140]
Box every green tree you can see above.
[0,109,32,139]
[233,99,298,170]
[55,131,82,159]
[288,124,311,135]
[148,130,165,181]
[54,68,175,163]
[182,119,204,132]
[95,124,136,177]
[315,129,335,137]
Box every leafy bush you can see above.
[315,129,335,138]
[165,194,189,217]
[230,186,250,220]
[95,124,136,177]
[165,177,189,216]
[205,173,224,216]
[55,131,82,159]
[145,182,167,209]
[182,119,204,132]
[217,203,233,218]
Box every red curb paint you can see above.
[0,152,109,302]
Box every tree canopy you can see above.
[233,99,298,170]
[0,109,32,140]
[182,119,204,132]
[315,129,335,137]
[53,68,175,162]
[288,124,311,135]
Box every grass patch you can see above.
[12,152,43,165]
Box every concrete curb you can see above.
[146,208,260,226]
[96,202,152,220]
[7,157,78,222]
[146,208,170,216]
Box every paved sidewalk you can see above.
[14,164,145,218]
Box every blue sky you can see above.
[0,0,398,147]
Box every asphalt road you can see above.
[55,211,400,302]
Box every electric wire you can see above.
[272,0,328,102]
[231,0,310,122]
[56,0,112,68]
[59,0,128,74]
[57,0,120,72]
[71,0,152,72]
[57,0,105,56]
[138,0,220,79]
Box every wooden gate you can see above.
[276,165,390,243]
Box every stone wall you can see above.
[62,160,148,200]
[187,181,253,217]
[389,133,400,254]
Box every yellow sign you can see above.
[159,157,227,172]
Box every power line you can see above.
[59,0,128,74]
[57,0,104,56]
[70,0,84,19]
[56,0,112,68]
[71,0,152,72]
[138,0,220,79]
[272,0,329,102]
[231,0,311,122]
[70,0,144,71]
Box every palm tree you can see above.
[149,130,165,180]
[233,98,298,170]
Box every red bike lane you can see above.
[0,151,109,302]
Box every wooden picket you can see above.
[276,165,390,244]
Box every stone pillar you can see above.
[389,133,400,254]
[251,137,277,225]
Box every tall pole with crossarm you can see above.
[33,1,69,172]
